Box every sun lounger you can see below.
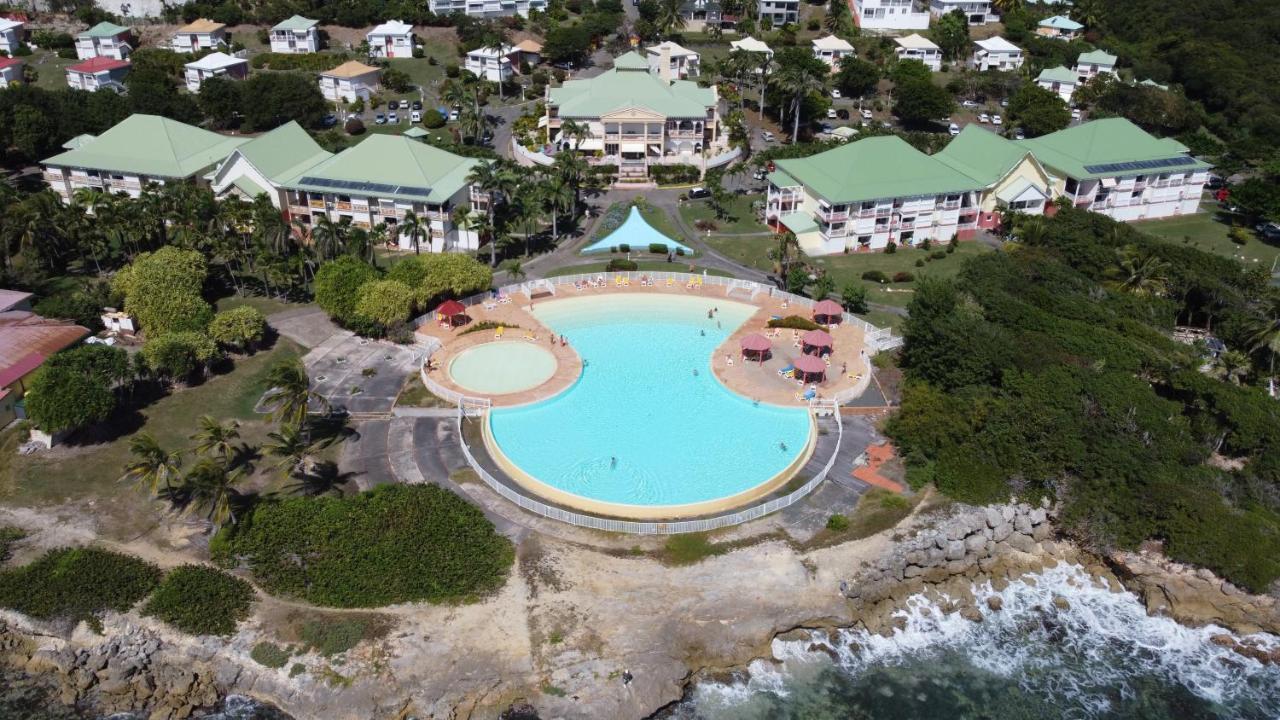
[484,301,497,310]
[494,325,505,338]
[777,364,795,377]
[666,278,675,287]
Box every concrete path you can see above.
[268,306,340,349]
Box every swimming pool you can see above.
[449,342,558,395]
[486,294,813,518]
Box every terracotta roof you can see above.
[178,18,225,33]
[0,56,22,70]
[0,351,45,389]
[0,312,89,376]
[514,39,543,52]
[321,60,380,79]
[0,289,31,311]
[68,56,130,74]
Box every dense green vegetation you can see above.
[0,548,162,623]
[210,484,514,607]
[250,642,291,668]
[887,208,1280,592]
[0,527,24,563]
[141,565,256,636]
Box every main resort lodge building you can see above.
[767,118,1210,254]
[41,115,488,253]
[545,51,725,179]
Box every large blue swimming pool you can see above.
[488,294,812,510]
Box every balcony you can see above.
[289,205,311,216]
[42,172,65,184]
[335,201,353,211]
[819,208,850,222]
[309,199,325,209]
[936,201,961,211]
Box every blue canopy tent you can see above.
[580,207,695,255]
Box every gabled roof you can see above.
[272,15,318,31]
[1016,117,1211,179]
[178,18,225,33]
[1077,49,1116,66]
[0,56,21,70]
[729,36,771,54]
[68,57,130,74]
[1040,15,1082,30]
[42,114,247,179]
[894,33,938,51]
[1138,78,1169,90]
[974,36,1020,53]
[935,125,1040,187]
[613,50,649,70]
[774,136,981,204]
[513,39,543,53]
[468,45,513,59]
[226,121,332,184]
[0,313,89,375]
[647,40,697,58]
[0,289,32,312]
[0,18,22,32]
[813,35,855,51]
[281,134,483,204]
[80,21,130,38]
[185,51,247,71]
[1037,65,1077,84]
[62,133,95,149]
[321,60,380,79]
[402,126,429,138]
[549,59,716,118]
[368,19,413,35]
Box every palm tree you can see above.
[1071,0,1105,29]
[190,416,241,460]
[1247,297,1280,396]
[451,205,481,253]
[284,460,356,498]
[655,0,687,36]
[1104,246,1170,298]
[120,433,183,495]
[504,258,527,281]
[824,0,849,33]
[467,161,504,266]
[1012,215,1047,244]
[772,65,825,144]
[542,175,574,244]
[400,210,426,254]
[991,0,1024,14]
[1208,350,1251,387]
[755,54,775,123]
[311,214,347,260]
[769,231,799,278]
[553,151,589,214]
[262,423,313,475]
[261,358,329,429]
[173,458,243,528]
[559,119,588,151]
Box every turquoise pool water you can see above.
[488,295,812,509]
[449,341,557,395]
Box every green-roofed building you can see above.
[42,114,248,201]
[935,125,1054,219]
[270,15,320,54]
[1016,117,1211,221]
[1036,65,1079,102]
[1037,14,1083,40]
[76,21,133,60]
[207,121,333,206]
[545,52,724,179]
[279,134,491,252]
[1074,48,1118,84]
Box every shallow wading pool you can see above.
[448,341,558,395]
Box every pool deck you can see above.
[416,283,870,408]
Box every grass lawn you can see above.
[26,50,77,92]
[1139,208,1280,272]
[544,260,735,278]
[679,194,767,235]
[214,293,306,317]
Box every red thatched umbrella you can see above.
[739,333,772,363]
[793,353,827,383]
[436,299,469,327]
[813,299,844,325]
[802,328,834,355]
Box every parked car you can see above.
[320,114,337,128]
[411,100,423,111]
[752,169,766,181]
[880,121,892,129]
[1205,174,1225,190]
[991,114,1003,126]
[961,99,977,108]
[836,108,850,120]
[388,112,399,123]
[1258,222,1280,242]
[688,187,711,199]
[411,110,422,123]
[761,130,776,142]
[1000,98,1008,107]
[449,109,459,121]
[827,108,837,119]
[375,113,386,125]
[1013,129,1026,140]
[831,89,841,99]
[948,123,961,136]
[861,109,873,120]
[978,113,990,123]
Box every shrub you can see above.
[253,52,351,72]
[422,109,446,128]
[861,270,890,283]
[300,618,368,655]
[354,279,416,328]
[663,533,724,565]
[1228,227,1250,245]
[112,247,212,336]
[315,256,381,326]
[617,243,631,253]
[841,283,869,314]
[211,485,514,608]
[445,64,460,78]
[884,241,897,254]
[648,242,669,254]
[648,164,699,185]
[459,320,520,336]
[386,253,492,308]
[344,117,365,135]
[826,514,850,531]
[766,315,821,331]
[251,642,291,669]
[142,565,255,636]
[606,259,638,271]
[0,548,161,623]
[141,331,222,380]
[34,289,105,329]
[208,306,267,352]
[0,527,24,563]
[916,258,926,267]
[930,250,947,260]
[892,271,915,283]
[24,357,118,433]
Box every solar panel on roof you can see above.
[297,176,432,198]
[1082,156,1197,175]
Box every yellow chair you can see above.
[494,325,505,338]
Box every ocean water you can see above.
[668,564,1280,720]
[489,294,812,508]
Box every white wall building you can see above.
[853,0,929,31]
[812,35,855,71]
[1036,65,1078,102]
[184,52,249,92]
[929,0,994,24]
[318,61,380,103]
[1037,15,1083,40]
[366,20,414,58]
[758,0,799,27]
[75,22,132,60]
[894,33,942,71]
[465,45,514,83]
[647,41,700,78]
[0,18,22,55]
[270,15,320,54]
[0,56,22,87]
[426,0,546,17]
[729,36,773,64]
[971,37,1022,71]
[65,57,130,93]
[171,19,228,53]
[1074,49,1117,83]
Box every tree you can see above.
[836,57,880,99]
[1247,297,1280,389]
[112,247,212,336]
[399,210,425,255]
[413,253,495,305]
[263,423,313,476]
[141,332,222,381]
[314,256,380,325]
[772,61,826,143]
[197,76,243,129]
[931,9,971,62]
[381,67,413,93]
[1208,350,1251,386]
[1104,246,1171,298]
[786,266,809,294]
[1007,83,1071,137]
[172,458,243,528]
[190,416,241,460]
[892,79,955,125]
[467,161,505,266]
[239,73,327,131]
[207,306,267,352]
[121,433,183,495]
[824,0,851,34]
[261,358,328,429]
[24,362,116,433]
[769,231,800,278]
[890,59,932,85]
[841,283,869,314]
[354,279,416,328]
[1071,0,1105,29]
[543,25,592,66]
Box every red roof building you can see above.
[67,56,131,73]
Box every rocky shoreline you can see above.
[1,499,1278,720]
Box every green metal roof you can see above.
[779,212,818,235]
[232,174,269,198]
[272,15,318,31]
[549,61,715,118]
[42,114,247,179]
[1037,65,1077,84]
[614,51,649,70]
[80,21,130,38]
[1015,117,1211,180]
[231,121,332,184]
[934,125,1035,186]
[62,133,97,150]
[766,170,799,187]
[774,136,982,205]
[402,127,429,138]
[1077,49,1116,66]
[281,134,484,204]
[1040,15,1082,30]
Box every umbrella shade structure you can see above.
[580,206,696,255]
[802,329,834,354]
[813,299,844,324]
[436,299,469,326]
[740,333,772,363]
[793,353,826,381]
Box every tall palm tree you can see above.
[368,222,389,264]
[262,423,313,476]
[174,458,243,528]
[991,0,1024,14]
[504,258,527,281]
[261,358,329,429]
[400,210,426,255]
[559,119,589,151]
[1104,246,1170,298]
[516,188,543,256]
[1247,297,1280,396]
[120,433,183,495]
[656,0,687,36]
[1208,350,1251,387]
[451,205,481,253]
[311,214,346,260]
[772,65,825,144]
[467,161,504,266]
[542,175,574,244]
[284,460,356,498]
[553,151,589,214]
[190,416,241,460]
[770,231,799,278]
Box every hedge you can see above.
[211,485,514,608]
[606,259,638,271]
[767,315,821,331]
[861,270,890,283]
[649,164,700,185]
[141,565,255,636]
[0,548,161,623]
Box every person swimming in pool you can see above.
[611,456,617,469]
[779,441,788,451]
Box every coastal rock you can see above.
[959,606,984,623]
[986,596,1004,612]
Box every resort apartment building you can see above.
[465,46,515,83]
[41,114,247,202]
[366,20,414,58]
[545,51,724,180]
[757,0,799,27]
[1036,65,1078,102]
[679,0,722,32]
[893,34,942,71]
[647,41,700,78]
[0,18,22,54]
[206,122,332,207]
[1037,15,1083,40]
[426,0,546,18]
[170,19,228,53]
[929,0,994,24]
[318,61,380,103]
[184,52,249,92]
[971,37,1022,71]
[765,118,1209,255]
[270,16,320,54]
[75,22,132,60]
[853,0,929,31]
[812,36,855,71]
[729,36,773,63]
[65,57,130,92]
[0,56,22,87]
[1075,49,1117,83]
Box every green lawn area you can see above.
[214,293,307,317]
[1139,208,1280,272]
[544,260,735,278]
[26,50,77,92]
[679,194,767,235]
